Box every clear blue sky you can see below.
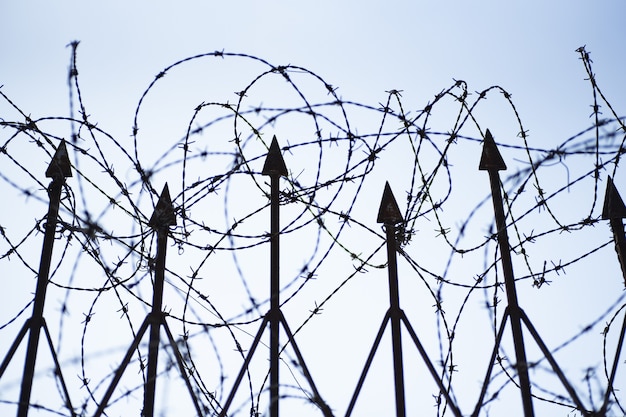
[1,1,626,416]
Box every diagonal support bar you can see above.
[400,313,463,417]
[40,320,76,416]
[600,309,626,415]
[344,313,391,417]
[278,312,333,416]
[471,309,511,417]
[160,319,206,416]
[518,310,589,414]
[92,318,151,417]
[0,322,30,380]
[217,315,271,417]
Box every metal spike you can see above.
[148,184,176,229]
[45,140,72,179]
[478,129,507,171]
[261,136,288,177]
[602,176,626,219]
[377,182,403,224]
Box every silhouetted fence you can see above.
[0,46,625,416]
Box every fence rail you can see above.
[1,46,625,416]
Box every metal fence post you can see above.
[16,141,74,417]
[479,130,534,417]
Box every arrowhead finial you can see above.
[261,136,288,177]
[478,129,507,171]
[45,140,72,179]
[377,182,403,224]
[602,176,626,219]
[148,184,177,229]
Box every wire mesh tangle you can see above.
[1,45,626,416]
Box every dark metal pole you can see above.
[385,226,406,417]
[609,216,626,285]
[378,182,406,417]
[479,130,534,417]
[600,176,626,414]
[262,136,288,417]
[269,170,280,417]
[143,184,176,417]
[143,229,167,417]
[17,142,71,417]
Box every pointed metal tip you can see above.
[377,182,403,224]
[148,184,177,229]
[261,136,288,177]
[602,176,626,219]
[45,140,72,179]
[478,129,507,171]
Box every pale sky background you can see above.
[1,1,626,416]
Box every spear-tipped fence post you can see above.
[143,184,177,417]
[93,184,202,417]
[219,136,331,417]
[346,182,462,417]
[377,182,406,417]
[261,136,288,417]
[17,141,72,417]
[600,176,626,414]
[479,130,534,417]
[602,176,626,287]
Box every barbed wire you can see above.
[0,44,625,416]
